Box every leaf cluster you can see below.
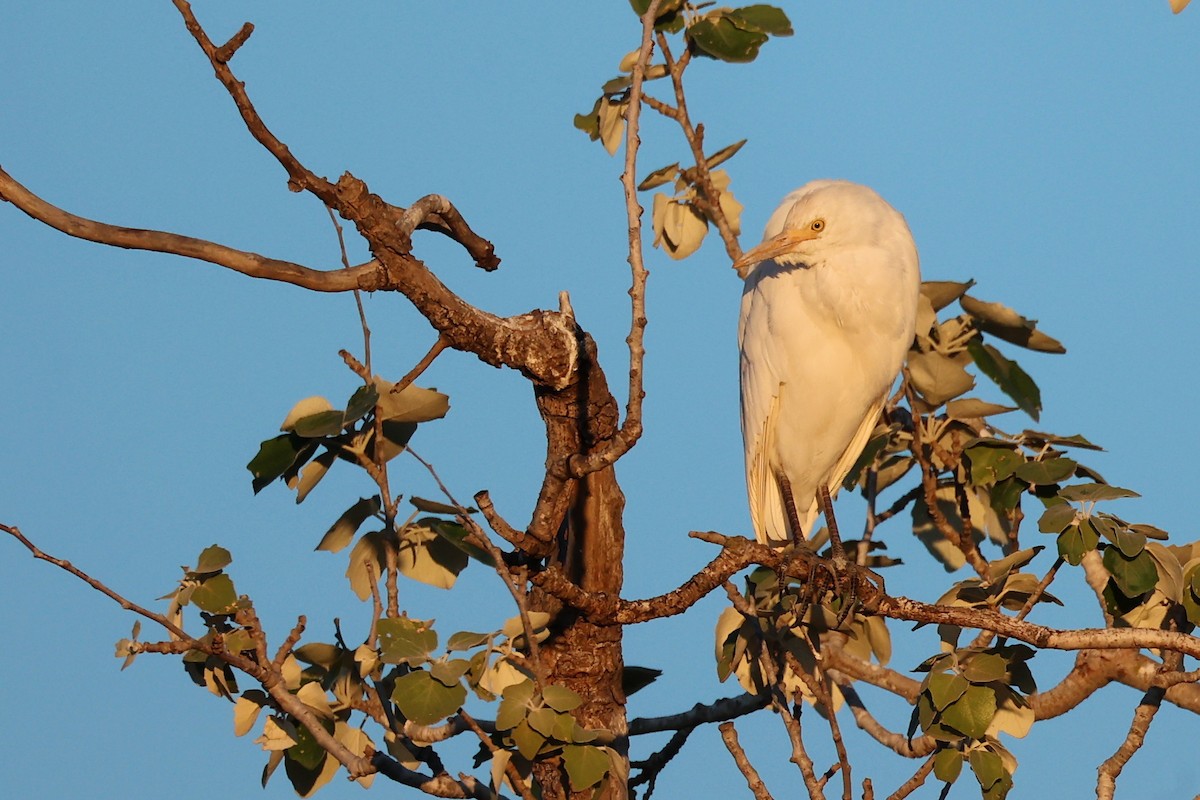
[912,645,1036,800]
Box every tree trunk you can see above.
[531,332,628,799]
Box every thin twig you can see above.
[629,725,696,797]
[326,205,372,376]
[719,722,775,800]
[905,381,990,580]
[884,755,937,800]
[393,336,449,395]
[3,524,190,639]
[721,583,825,799]
[784,651,853,800]
[408,448,547,687]
[1096,615,1184,799]
[657,33,742,266]
[459,711,536,800]
[566,0,661,479]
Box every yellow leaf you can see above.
[234,694,265,737]
[255,716,298,751]
[280,396,334,432]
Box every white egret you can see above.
[735,180,920,565]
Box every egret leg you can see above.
[817,485,846,566]
[818,485,858,629]
[778,475,837,622]
[777,474,806,547]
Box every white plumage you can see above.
[736,180,921,544]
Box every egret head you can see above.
[733,180,905,275]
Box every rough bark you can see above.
[530,332,628,799]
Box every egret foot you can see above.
[817,484,858,630]
[778,476,845,627]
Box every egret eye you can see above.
[810,219,825,232]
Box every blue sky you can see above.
[2,2,1198,798]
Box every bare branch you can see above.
[629,725,695,797]
[719,722,775,800]
[884,756,937,800]
[629,693,768,735]
[3,523,189,640]
[656,34,742,266]
[1096,636,1182,800]
[397,194,500,271]
[0,165,380,291]
[393,336,450,395]
[565,0,661,479]
[370,752,509,799]
[214,21,254,63]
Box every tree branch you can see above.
[719,722,775,800]
[0,165,382,291]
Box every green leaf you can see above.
[447,631,491,652]
[496,680,535,731]
[526,707,561,738]
[287,718,330,770]
[908,350,975,406]
[728,5,793,36]
[986,547,1042,583]
[967,443,1024,486]
[391,670,466,726]
[195,544,232,574]
[1037,503,1077,534]
[927,672,969,711]
[377,618,438,666]
[291,448,336,504]
[429,659,472,688]
[601,74,632,94]
[966,338,1042,420]
[292,409,347,438]
[1108,523,1147,559]
[574,97,602,139]
[934,748,963,783]
[1129,523,1169,541]
[944,685,996,739]
[946,398,1016,419]
[543,684,583,713]
[1058,520,1099,566]
[960,294,1066,353]
[563,744,611,792]
[511,719,547,760]
[375,381,450,424]
[1059,483,1140,502]
[688,14,769,63]
[192,573,237,614]
[294,642,341,670]
[1014,457,1077,486]
[343,383,379,423]
[628,0,686,31]
[316,496,380,553]
[410,496,467,515]
[247,433,310,493]
[428,519,495,566]
[1103,547,1159,597]
[969,748,1008,792]
[961,652,1008,684]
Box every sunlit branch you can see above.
[566,0,661,479]
[720,722,776,800]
